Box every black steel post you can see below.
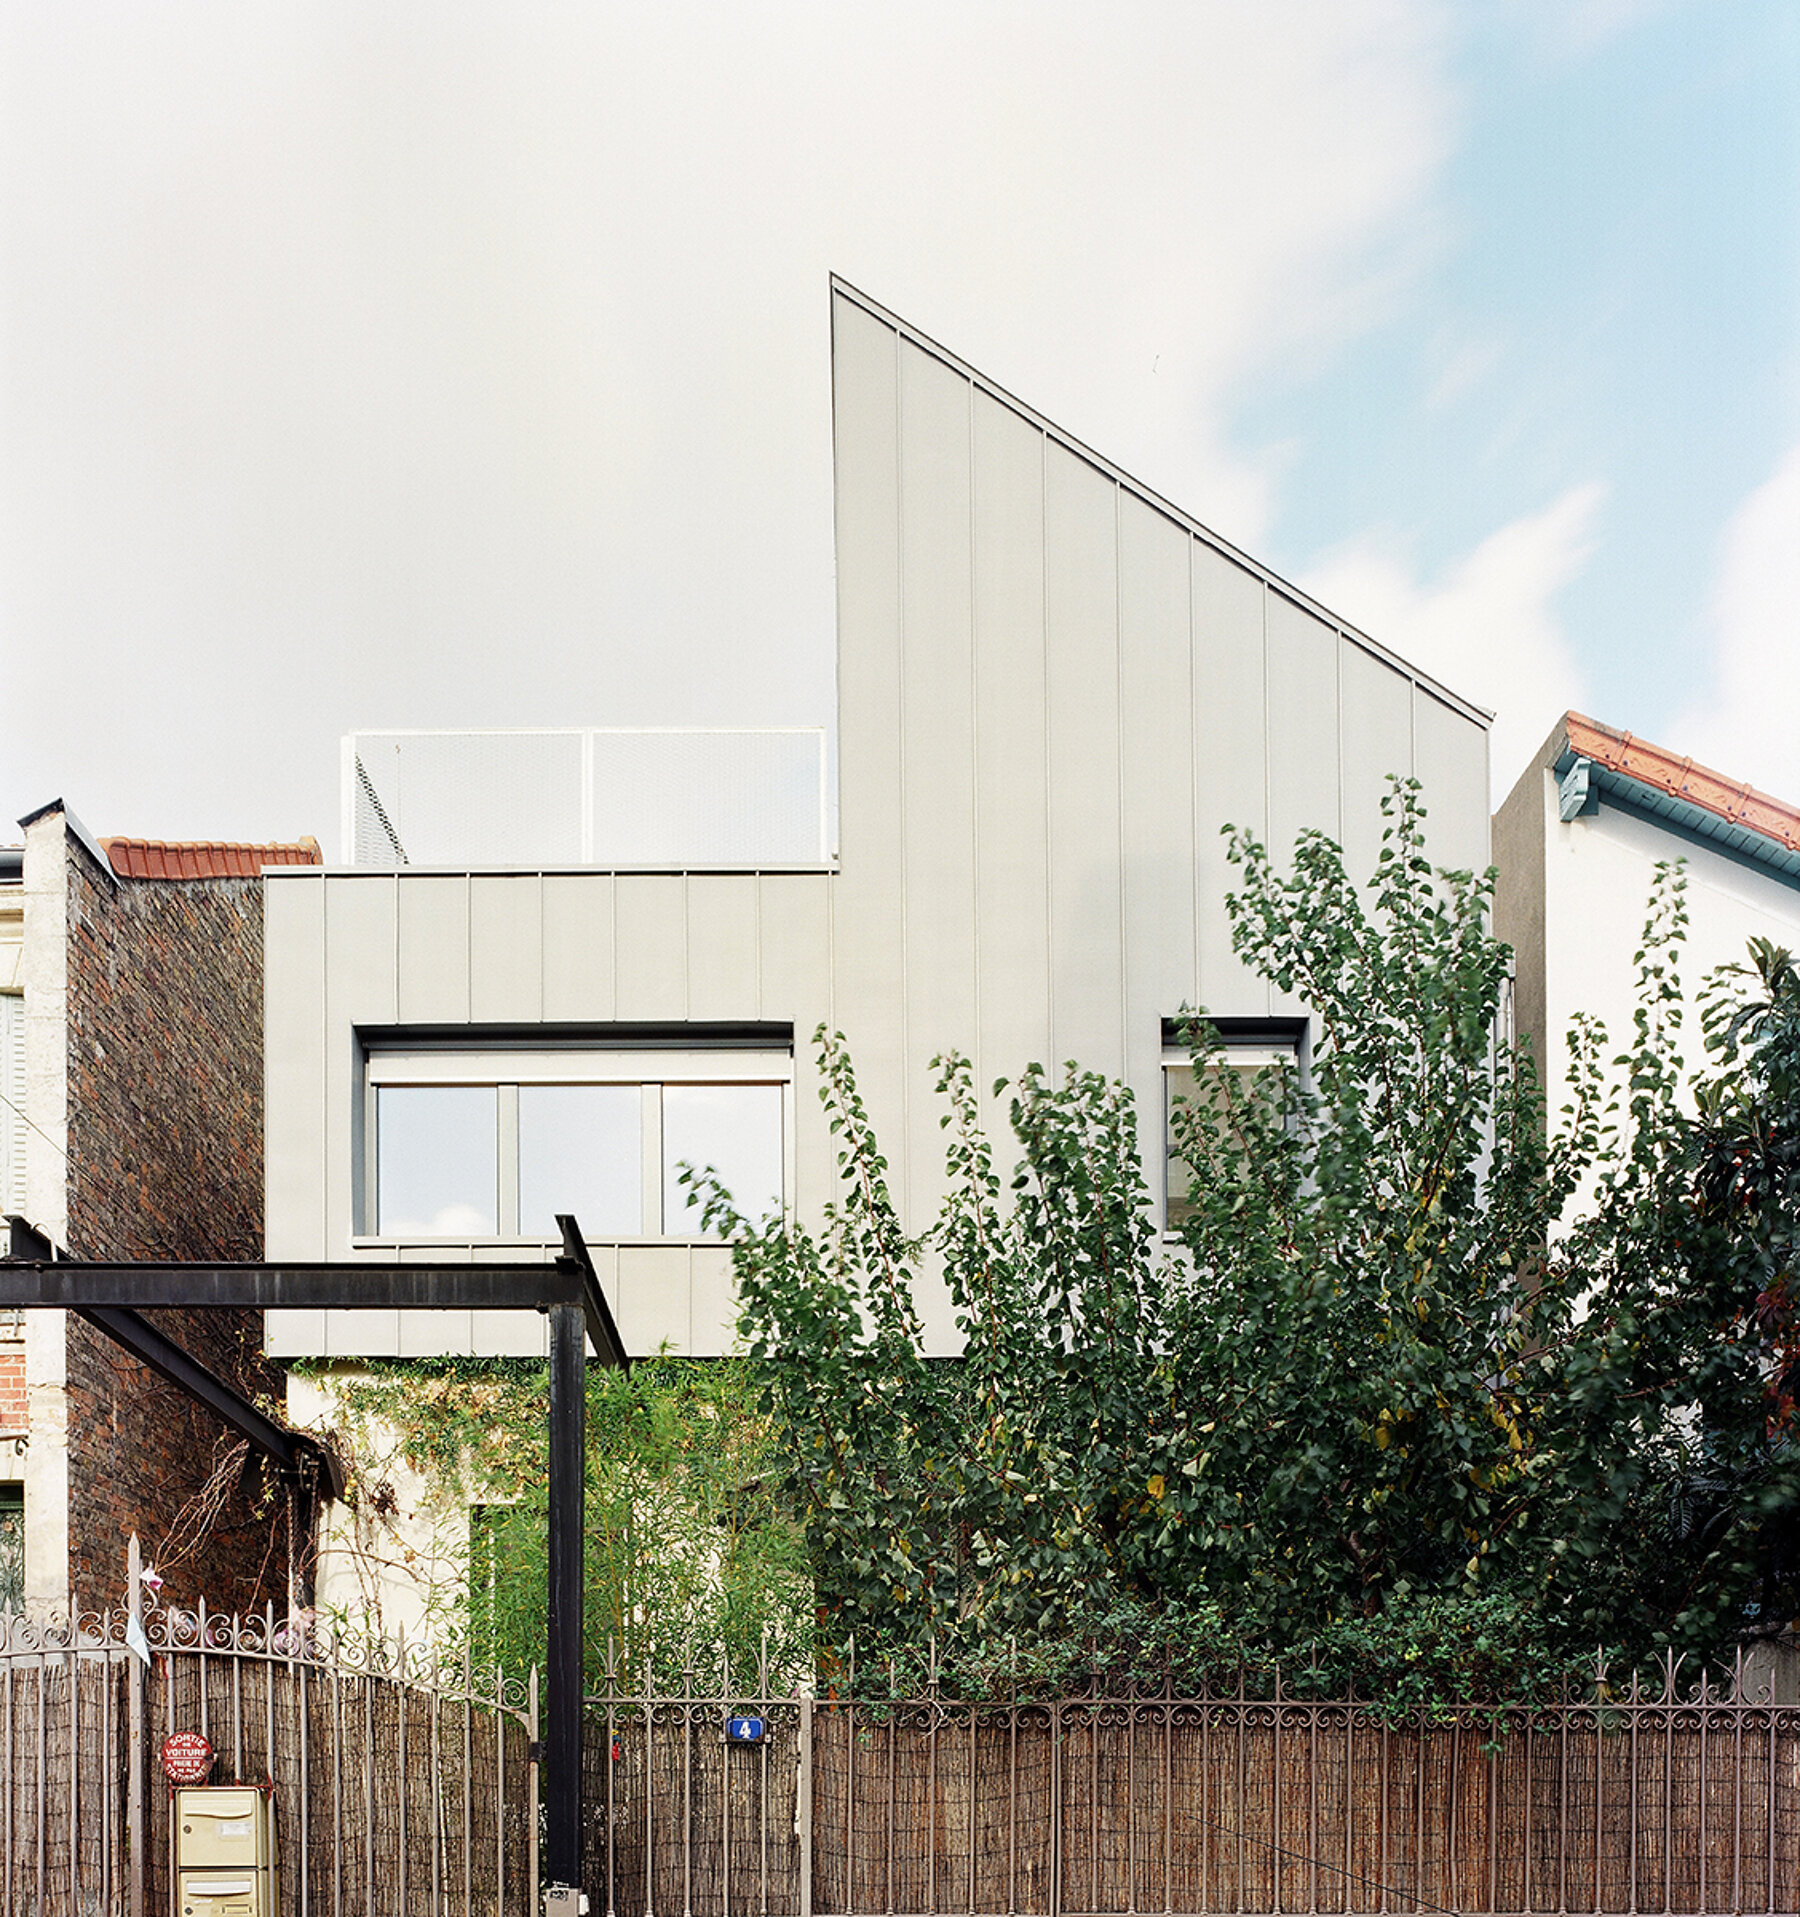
[545,1295,587,1894]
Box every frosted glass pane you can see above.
[519,1085,643,1239]
[662,1084,783,1233]
[378,1086,497,1236]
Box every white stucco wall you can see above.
[1512,761,1800,1139]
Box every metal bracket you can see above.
[1558,756,1593,822]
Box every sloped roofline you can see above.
[830,276,1494,732]
[1555,710,1800,879]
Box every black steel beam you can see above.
[0,1209,631,1894]
[544,1294,587,1894]
[77,1304,346,1498]
[0,1257,630,1370]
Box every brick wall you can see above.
[59,841,305,1615]
[0,1344,24,1432]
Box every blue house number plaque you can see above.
[726,1715,766,1745]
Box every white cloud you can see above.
[1673,446,1800,803]
[0,1,1456,840]
[1302,483,1606,803]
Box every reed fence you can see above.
[4,1602,1795,1915]
[0,1598,535,1917]
[582,1650,1800,1917]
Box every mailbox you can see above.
[176,1786,278,1917]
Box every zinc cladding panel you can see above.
[1264,593,1341,863]
[829,292,909,1208]
[1118,493,1198,1080]
[263,879,327,1350]
[756,873,833,1221]
[613,876,688,1021]
[0,994,22,1217]
[1191,543,1269,1015]
[469,875,544,1023]
[542,873,616,1021]
[1264,596,1342,1020]
[322,877,397,1262]
[1045,442,1125,1075]
[616,1245,692,1355]
[685,876,761,1022]
[1413,686,1491,874]
[972,388,1052,1093]
[396,875,470,1024]
[898,339,978,1230]
[1338,641,1417,889]
[688,1246,739,1356]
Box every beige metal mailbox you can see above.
[175,1786,278,1917]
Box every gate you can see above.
[0,1598,537,1915]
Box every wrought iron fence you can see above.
[583,1647,1800,1917]
[5,1604,1796,1915]
[0,1598,536,1916]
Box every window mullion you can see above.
[642,1084,663,1237]
[498,1085,520,1236]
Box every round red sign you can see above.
[160,1731,213,1785]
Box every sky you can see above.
[2,0,1796,849]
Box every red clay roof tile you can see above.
[1563,713,1800,856]
[99,836,323,881]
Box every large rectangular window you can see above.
[364,1047,789,1243]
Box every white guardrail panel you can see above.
[344,727,830,869]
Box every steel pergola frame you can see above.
[0,1210,624,1899]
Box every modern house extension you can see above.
[263,283,1494,1628]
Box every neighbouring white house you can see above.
[1493,711,1800,1142]
[263,281,1494,1629]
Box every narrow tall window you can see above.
[1164,1033,1301,1235]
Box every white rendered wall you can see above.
[1529,770,1800,1133]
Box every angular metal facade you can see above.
[264,284,1492,1357]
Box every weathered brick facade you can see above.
[58,838,307,1614]
[0,1346,24,1432]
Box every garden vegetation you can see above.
[318,782,1798,1708]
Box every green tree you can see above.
[314,1354,810,1687]
[727,783,1604,1688]
[1544,927,1800,1658]
[727,781,1800,1694]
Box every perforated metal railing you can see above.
[343,728,832,869]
